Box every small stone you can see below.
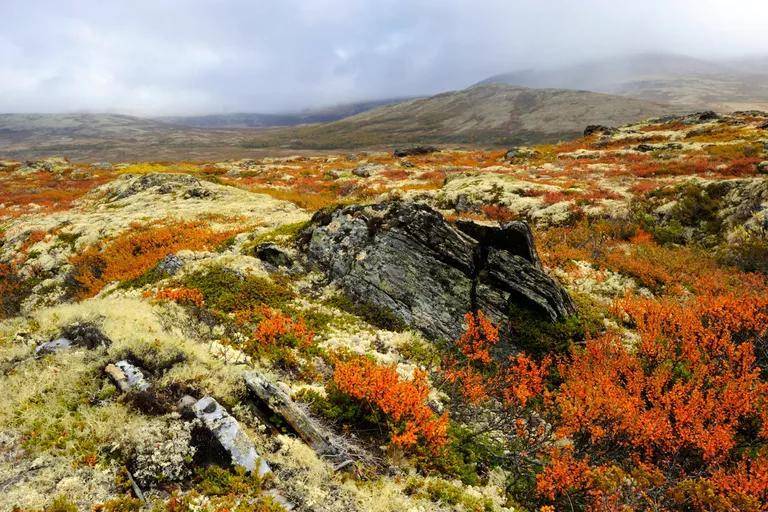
[35,337,72,356]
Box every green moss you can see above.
[93,496,143,512]
[117,261,169,290]
[293,387,367,425]
[57,232,82,250]
[180,266,294,313]
[43,496,79,512]
[323,294,407,332]
[194,465,265,496]
[507,295,603,356]
[396,335,441,367]
[404,475,495,512]
[639,182,726,248]
[241,220,310,255]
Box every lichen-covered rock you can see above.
[104,173,213,201]
[300,200,575,343]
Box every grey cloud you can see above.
[1,0,767,115]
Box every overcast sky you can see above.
[2,0,768,115]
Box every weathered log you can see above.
[244,372,339,457]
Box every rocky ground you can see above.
[1,111,768,511]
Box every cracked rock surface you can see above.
[301,200,575,343]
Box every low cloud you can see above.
[1,0,767,115]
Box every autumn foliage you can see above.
[249,306,314,350]
[332,356,448,452]
[69,220,235,298]
[148,287,205,308]
[539,289,768,510]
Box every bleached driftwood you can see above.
[243,372,342,458]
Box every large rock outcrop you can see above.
[300,201,575,343]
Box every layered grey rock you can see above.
[300,200,575,343]
[189,396,271,477]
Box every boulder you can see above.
[187,396,271,477]
[299,201,575,343]
[758,161,768,175]
[106,173,213,201]
[583,125,617,137]
[504,147,539,161]
[393,146,438,158]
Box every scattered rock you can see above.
[255,243,294,269]
[105,360,150,392]
[583,125,617,137]
[351,164,384,178]
[187,396,271,476]
[684,111,720,124]
[504,147,539,161]
[156,254,184,276]
[300,200,575,344]
[35,337,72,356]
[393,146,437,158]
[35,322,110,355]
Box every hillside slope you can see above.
[241,83,685,148]
[480,53,768,111]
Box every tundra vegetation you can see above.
[1,111,768,511]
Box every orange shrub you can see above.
[543,290,768,507]
[70,220,235,298]
[481,204,516,223]
[249,306,314,350]
[333,356,448,452]
[148,287,205,308]
[456,311,498,364]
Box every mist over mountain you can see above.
[480,53,768,111]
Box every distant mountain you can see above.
[240,83,686,149]
[479,53,768,112]
[0,113,252,161]
[0,84,685,159]
[158,97,415,128]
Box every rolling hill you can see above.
[240,83,686,149]
[479,53,768,112]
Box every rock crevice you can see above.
[300,200,575,343]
